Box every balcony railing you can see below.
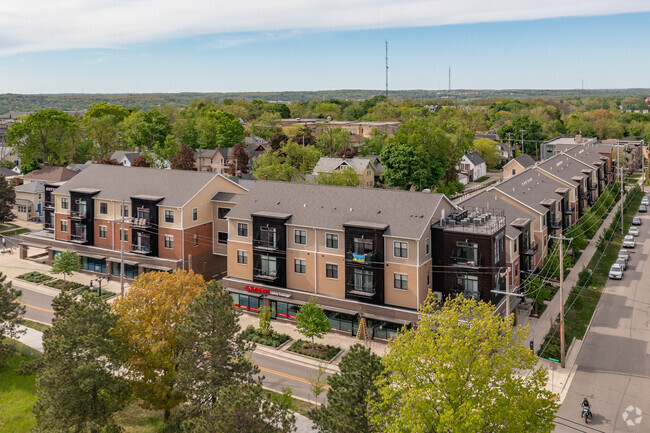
[253,239,280,250]
[523,240,538,256]
[44,201,55,210]
[253,269,279,282]
[345,283,376,297]
[451,256,481,267]
[580,192,590,200]
[131,244,152,254]
[345,252,378,264]
[589,184,597,191]
[131,218,151,229]
[69,210,86,220]
[563,204,575,215]
[70,234,87,243]
[550,221,562,230]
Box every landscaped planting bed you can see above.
[288,339,340,360]
[17,272,53,283]
[44,279,85,291]
[75,286,116,300]
[242,325,291,348]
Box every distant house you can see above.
[312,157,376,187]
[244,135,268,158]
[364,154,385,184]
[503,154,536,179]
[13,181,45,221]
[22,166,77,183]
[0,167,21,186]
[67,161,93,173]
[457,152,486,183]
[110,150,170,169]
[497,142,513,160]
[195,146,251,174]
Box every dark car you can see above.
[640,205,647,213]
[4,213,15,221]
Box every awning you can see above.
[21,242,49,249]
[106,257,139,266]
[265,295,305,305]
[361,312,411,326]
[141,264,174,272]
[81,253,106,260]
[226,287,264,297]
[322,305,359,316]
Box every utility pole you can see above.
[491,267,523,324]
[120,199,125,297]
[385,40,389,98]
[549,234,572,368]
[619,144,624,235]
[520,129,525,154]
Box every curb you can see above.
[11,277,60,297]
[254,344,341,374]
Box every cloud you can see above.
[0,0,648,55]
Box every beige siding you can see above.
[227,240,253,281]
[286,249,315,293]
[182,176,245,228]
[385,237,418,266]
[383,263,418,309]
[159,206,181,230]
[54,193,71,214]
[316,254,345,298]
[287,225,316,252]
[418,263,431,307]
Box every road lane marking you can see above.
[257,365,331,390]
[18,302,54,314]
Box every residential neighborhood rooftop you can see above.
[22,165,77,182]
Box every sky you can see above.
[0,1,649,93]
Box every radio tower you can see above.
[448,66,451,94]
[385,40,389,98]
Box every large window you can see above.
[294,258,306,274]
[61,198,69,210]
[120,204,129,218]
[458,274,479,300]
[260,226,277,248]
[294,229,306,245]
[164,210,174,223]
[237,250,248,264]
[112,263,138,279]
[217,207,230,220]
[230,293,261,312]
[259,255,277,277]
[217,232,228,244]
[456,242,478,266]
[237,223,248,237]
[353,237,373,254]
[326,233,338,249]
[352,268,374,293]
[394,273,408,290]
[325,263,338,279]
[326,311,357,333]
[164,235,174,249]
[394,241,408,258]
[82,256,106,273]
[272,301,300,320]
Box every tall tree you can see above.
[7,109,78,168]
[0,176,16,223]
[252,141,321,182]
[473,138,502,167]
[123,109,172,151]
[130,154,151,167]
[247,112,282,140]
[497,115,547,156]
[315,167,360,187]
[227,143,250,175]
[51,249,80,282]
[171,143,197,171]
[291,126,316,146]
[371,296,558,433]
[112,270,205,422]
[311,344,383,433]
[268,132,289,151]
[0,272,25,364]
[296,297,330,349]
[197,108,245,149]
[315,127,351,156]
[33,294,131,433]
[82,102,130,159]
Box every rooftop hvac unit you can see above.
[433,291,443,301]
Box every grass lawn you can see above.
[18,319,51,334]
[473,175,490,183]
[0,344,41,433]
[113,402,164,433]
[0,228,30,236]
[0,223,17,230]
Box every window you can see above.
[458,274,479,300]
[193,234,199,246]
[60,220,68,232]
[514,238,518,252]
[120,204,129,217]
[217,207,230,220]
[353,269,374,293]
[120,228,128,242]
[61,197,69,210]
[237,250,248,264]
[259,255,277,278]
[353,237,373,254]
[192,208,198,221]
[394,273,408,290]
[112,263,138,279]
[326,233,338,249]
[294,259,306,274]
[164,210,174,223]
[99,226,107,239]
[425,237,430,255]
[237,223,248,237]
[326,263,338,279]
[164,235,174,249]
[260,226,277,248]
[230,292,261,312]
[294,229,306,245]
[38,193,42,200]
[99,202,108,215]
[394,241,408,258]
[456,242,478,266]
[217,232,228,244]
[512,169,516,176]
[82,256,106,273]
[17,205,27,213]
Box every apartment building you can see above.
[540,135,598,160]
[19,164,247,280]
[503,154,536,179]
[222,181,455,339]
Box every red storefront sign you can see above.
[244,285,270,294]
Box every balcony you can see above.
[589,184,598,191]
[345,283,376,298]
[523,240,538,256]
[253,239,280,251]
[253,269,279,282]
[563,204,575,215]
[69,210,87,220]
[70,234,87,243]
[131,218,151,229]
[131,244,152,255]
[550,221,562,230]
[580,192,590,200]
[345,251,378,264]
[451,256,480,267]
[44,201,55,210]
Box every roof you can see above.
[227,181,449,239]
[461,190,535,234]
[15,181,45,193]
[464,152,486,166]
[53,164,222,207]
[495,169,566,214]
[194,149,217,158]
[211,192,244,203]
[364,155,385,175]
[23,166,77,182]
[512,154,536,168]
[110,151,140,163]
[15,198,33,206]
[66,162,93,172]
[0,167,18,177]
[536,154,591,185]
[312,157,373,174]
[505,225,521,239]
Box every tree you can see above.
[0,273,25,363]
[7,109,78,168]
[291,126,316,146]
[247,112,282,140]
[95,157,121,165]
[82,102,130,159]
[257,305,273,337]
[311,344,383,433]
[227,143,250,175]
[0,176,16,223]
[358,130,387,156]
[123,109,172,151]
[131,154,151,167]
[473,138,502,167]
[112,270,205,423]
[51,249,80,282]
[269,132,289,151]
[197,108,245,149]
[336,146,357,159]
[308,364,328,405]
[33,294,131,433]
[497,115,547,156]
[316,127,351,156]
[371,295,559,433]
[315,167,360,187]
[171,143,197,171]
[296,297,330,349]
[252,141,321,182]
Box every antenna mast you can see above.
[448,66,451,94]
[385,40,389,98]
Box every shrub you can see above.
[17,272,53,283]
[288,339,340,360]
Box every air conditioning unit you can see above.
[432,291,443,301]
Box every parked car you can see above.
[609,264,624,280]
[615,258,627,271]
[4,213,15,222]
[642,196,650,206]
[632,217,642,226]
[618,249,630,262]
[639,205,647,213]
[629,226,640,237]
[623,235,636,248]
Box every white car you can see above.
[623,235,636,248]
[642,196,650,206]
[618,249,630,263]
[615,258,627,271]
[609,264,624,280]
[629,226,640,237]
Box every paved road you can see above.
[554,210,650,432]
[17,283,55,324]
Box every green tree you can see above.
[7,109,78,168]
[247,112,282,140]
[252,141,321,182]
[296,297,330,349]
[0,176,16,223]
[315,167,361,187]
[51,249,80,282]
[308,364,328,405]
[82,102,130,159]
[315,127,351,156]
[473,138,501,167]
[358,130,387,156]
[0,272,25,363]
[33,294,131,433]
[258,305,273,337]
[197,108,245,149]
[311,344,383,433]
[123,109,172,151]
[371,295,558,433]
[314,101,342,119]
[227,143,250,175]
[497,115,547,156]
[171,143,197,171]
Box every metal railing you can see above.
[253,269,279,281]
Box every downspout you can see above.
[314,228,318,294]
[180,207,184,270]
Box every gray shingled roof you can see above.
[54,164,223,207]
[536,154,590,185]
[513,154,536,168]
[15,181,45,193]
[495,169,566,214]
[227,181,449,239]
[0,167,17,177]
[211,192,244,203]
[464,152,486,166]
[23,166,78,182]
[110,151,140,163]
[312,157,372,174]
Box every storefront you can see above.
[81,255,106,273]
[110,259,139,279]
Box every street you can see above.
[554,208,650,432]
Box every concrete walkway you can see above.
[11,323,44,352]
